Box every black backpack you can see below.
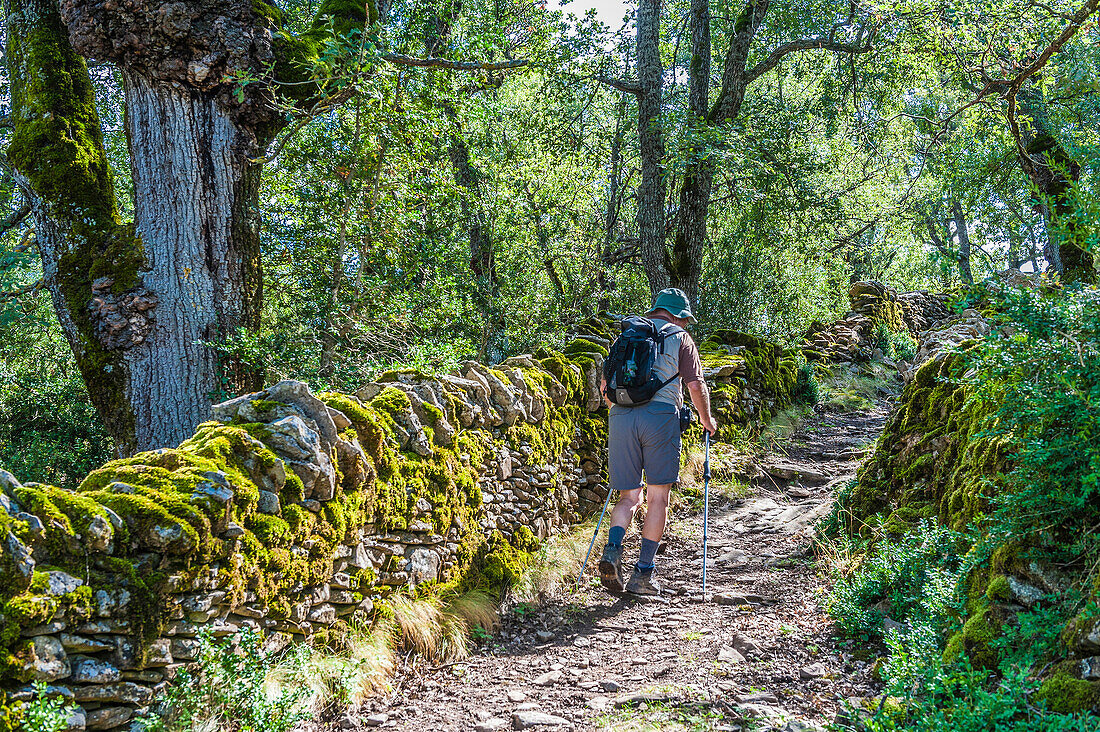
[603,316,684,406]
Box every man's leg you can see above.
[599,487,642,593]
[626,403,680,596]
[636,483,671,568]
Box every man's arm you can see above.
[687,380,717,435]
[600,377,615,409]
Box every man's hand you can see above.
[687,380,717,436]
[600,377,615,409]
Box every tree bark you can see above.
[668,0,712,303]
[1016,82,1093,282]
[636,0,668,297]
[950,200,973,285]
[121,71,265,448]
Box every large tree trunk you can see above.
[668,0,769,303]
[8,0,146,455]
[950,200,973,285]
[636,0,668,297]
[668,0,712,304]
[7,0,364,454]
[122,71,264,449]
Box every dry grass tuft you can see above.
[388,593,446,659]
[510,521,595,603]
[445,589,500,634]
[387,589,502,662]
[272,621,396,716]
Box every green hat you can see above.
[649,287,697,325]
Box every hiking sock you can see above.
[637,538,659,569]
[608,525,627,548]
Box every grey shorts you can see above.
[608,401,681,491]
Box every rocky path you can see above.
[341,403,890,732]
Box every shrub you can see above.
[872,322,918,361]
[828,520,966,642]
[143,628,310,732]
[17,682,74,732]
[795,359,821,404]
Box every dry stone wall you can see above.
[0,316,800,731]
[802,281,951,364]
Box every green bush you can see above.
[872,322,918,361]
[16,682,73,732]
[143,628,310,732]
[795,359,821,404]
[832,285,1100,730]
[828,521,966,642]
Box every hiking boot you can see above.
[626,564,661,596]
[598,543,625,594]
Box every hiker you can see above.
[598,287,717,596]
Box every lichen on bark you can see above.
[6,0,144,452]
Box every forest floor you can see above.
[333,389,892,732]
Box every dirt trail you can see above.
[342,402,890,732]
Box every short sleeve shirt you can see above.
[649,314,704,407]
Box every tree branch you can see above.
[382,54,529,71]
[596,76,642,95]
[0,200,31,238]
[746,33,875,84]
[1,279,42,299]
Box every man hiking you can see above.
[598,288,718,596]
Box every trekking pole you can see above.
[576,485,614,588]
[702,431,711,595]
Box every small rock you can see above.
[799,662,828,679]
[475,718,509,732]
[337,712,356,729]
[70,656,121,684]
[507,690,527,703]
[586,696,610,710]
[536,630,554,642]
[223,522,245,539]
[735,691,779,704]
[573,636,591,647]
[1081,656,1100,680]
[26,636,69,681]
[512,710,570,729]
[713,593,749,606]
[717,549,749,565]
[257,490,281,515]
[533,669,561,686]
[365,712,388,726]
[85,706,132,730]
[598,680,620,692]
[60,633,112,654]
[718,647,746,664]
[45,571,84,596]
[74,681,154,705]
[732,632,762,658]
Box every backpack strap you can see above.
[654,322,685,354]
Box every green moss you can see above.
[563,338,609,358]
[7,0,144,452]
[843,349,1008,537]
[985,575,1010,602]
[1034,672,1100,714]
